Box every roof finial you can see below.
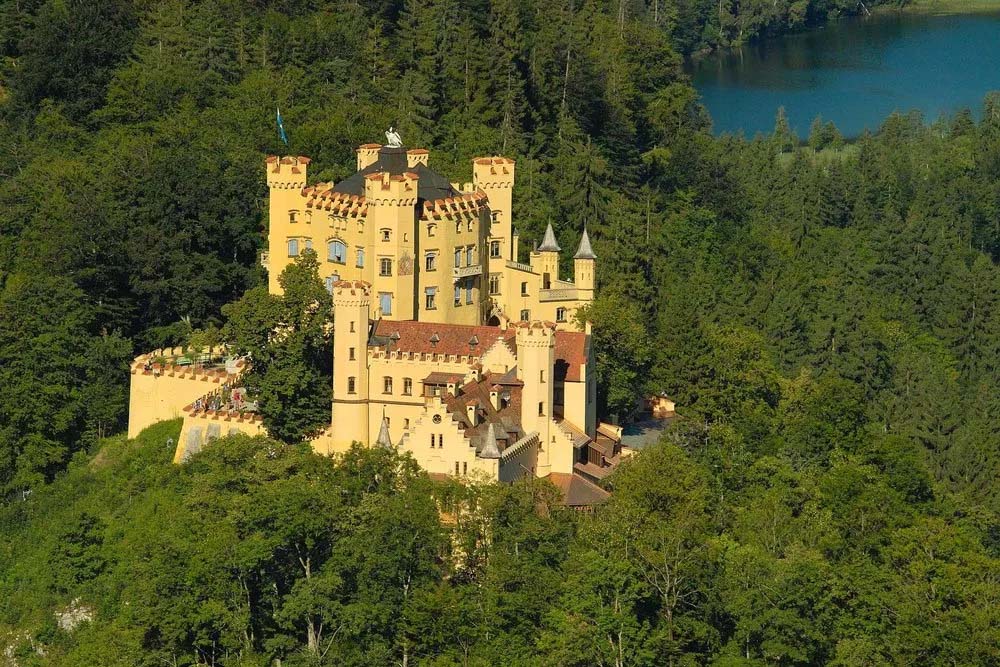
[574,227,596,260]
[479,422,503,459]
[539,222,561,252]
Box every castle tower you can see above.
[364,162,419,321]
[574,227,596,297]
[265,155,310,294]
[473,157,515,260]
[331,280,371,451]
[516,321,556,475]
[531,223,561,289]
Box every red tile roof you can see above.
[373,320,511,357]
[371,320,589,381]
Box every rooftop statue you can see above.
[385,126,403,148]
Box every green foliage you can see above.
[222,250,332,443]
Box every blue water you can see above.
[690,12,1000,137]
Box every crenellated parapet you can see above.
[364,171,419,207]
[265,155,310,189]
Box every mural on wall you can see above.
[399,252,414,276]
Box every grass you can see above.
[877,0,1000,15]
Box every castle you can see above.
[128,141,621,505]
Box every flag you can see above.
[276,107,288,146]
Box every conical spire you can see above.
[375,415,393,449]
[574,227,597,260]
[479,422,503,459]
[538,222,561,252]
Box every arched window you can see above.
[327,239,346,263]
[287,238,299,257]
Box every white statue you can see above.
[385,126,403,148]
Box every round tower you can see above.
[331,280,371,451]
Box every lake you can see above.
[689,10,1000,138]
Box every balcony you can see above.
[452,264,482,281]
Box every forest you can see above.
[3,0,1000,664]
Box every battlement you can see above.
[357,143,382,171]
[514,320,557,346]
[364,171,419,206]
[333,280,371,307]
[472,157,515,188]
[407,148,429,168]
[266,155,310,189]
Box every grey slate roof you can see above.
[574,227,597,260]
[375,416,393,449]
[331,147,459,201]
[479,422,503,459]
[538,222,561,252]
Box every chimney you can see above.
[466,403,478,427]
[490,387,501,411]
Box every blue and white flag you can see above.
[276,107,288,146]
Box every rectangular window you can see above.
[520,282,528,296]
[428,224,437,237]
[383,377,393,394]
[287,238,299,257]
[454,248,462,268]
[489,274,500,295]
[380,258,392,277]
[289,210,298,223]
[454,284,462,306]
[540,370,545,382]
[538,401,544,416]
[379,292,392,315]
[356,248,365,267]
[490,240,501,258]
[347,377,356,394]
[466,282,474,304]
[556,307,567,322]
[455,462,459,476]
[425,287,437,310]
[430,434,435,448]
[425,253,437,271]
[305,239,313,251]
[403,378,412,395]
[520,309,529,321]
[467,246,475,266]
[381,229,391,242]
[463,462,468,475]
[349,347,356,360]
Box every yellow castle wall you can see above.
[127,352,241,438]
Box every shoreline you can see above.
[878,0,1000,15]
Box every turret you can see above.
[357,143,381,171]
[265,155,311,294]
[473,157,515,259]
[331,280,371,451]
[515,321,555,474]
[573,227,596,295]
[375,414,393,448]
[407,149,429,169]
[531,223,561,289]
